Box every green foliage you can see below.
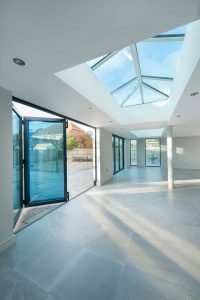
[79,132,93,149]
[67,134,78,150]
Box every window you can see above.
[112,135,124,174]
[88,25,186,107]
[145,139,161,167]
[130,140,137,166]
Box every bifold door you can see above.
[24,117,67,206]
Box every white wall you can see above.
[136,136,200,169]
[130,136,200,170]
[161,136,200,169]
[0,87,15,253]
[96,128,113,185]
[137,139,146,167]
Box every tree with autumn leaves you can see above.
[67,132,93,150]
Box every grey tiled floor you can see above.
[1,167,200,299]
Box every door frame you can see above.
[145,138,161,167]
[24,117,68,206]
[112,134,124,174]
[130,139,137,166]
[13,96,97,201]
[12,107,24,226]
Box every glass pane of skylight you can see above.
[142,78,172,96]
[112,80,138,106]
[137,41,182,78]
[142,84,168,103]
[122,86,142,107]
[87,55,107,68]
[90,47,136,92]
[159,25,187,35]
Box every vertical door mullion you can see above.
[122,138,124,169]
[119,138,121,170]
[63,119,68,201]
[119,138,120,170]
[24,119,30,205]
[114,136,115,173]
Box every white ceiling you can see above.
[132,128,164,138]
[0,0,200,138]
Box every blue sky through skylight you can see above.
[87,24,186,107]
[142,78,172,96]
[142,85,168,103]
[87,55,107,68]
[137,41,183,77]
[123,87,141,107]
[160,25,187,35]
[112,79,138,105]
[92,48,136,92]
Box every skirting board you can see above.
[0,234,16,254]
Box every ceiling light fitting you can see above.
[190,92,199,96]
[13,58,25,66]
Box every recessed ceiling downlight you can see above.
[190,92,199,96]
[13,58,25,66]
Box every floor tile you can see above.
[114,265,187,300]
[16,237,81,292]
[0,224,49,268]
[52,249,123,300]
[0,264,47,300]
[187,290,200,300]
[45,295,59,300]
[86,224,132,263]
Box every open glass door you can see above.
[12,109,23,225]
[24,117,67,206]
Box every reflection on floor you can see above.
[14,203,63,233]
[1,167,200,299]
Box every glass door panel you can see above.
[112,136,115,173]
[119,138,124,169]
[112,135,124,174]
[12,110,23,224]
[115,137,120,172]
[130,139,137,166]
[145,138,161,167]
[24,118,67,205]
